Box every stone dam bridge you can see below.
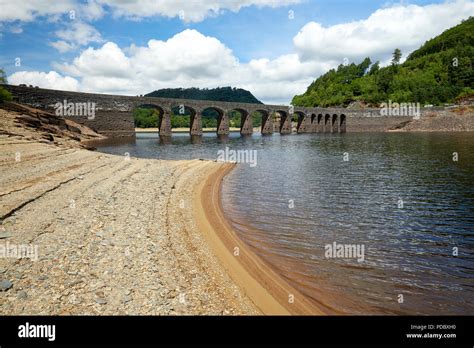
[5,85,421,137]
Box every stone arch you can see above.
[332,114,339,133]
[275,110,291,134]
[227,108,251,135]
[200,106,226,135]
[317,114,324,133]
[170,104,197,117]
[133,103,168,136]
[340,114,347,133]
[310,113,317,132]
[254,109,274,135]
[295,111,310,133]
[170,104,198,135]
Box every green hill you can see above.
[136,87,262,128]
[145,87,262,104]
[292,17,474,107]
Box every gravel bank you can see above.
[0,106,258,315]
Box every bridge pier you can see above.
[190,112,202,136]
[310,114,317,133]
[217,112,230,135]
[339,114,347,133]
[317,114,324,133]
[324,114,331,133]
[332,114,339,133]
[280,113,292,134]
[240,112,253,135]
[158,112,172,137]
[261,112,273,135]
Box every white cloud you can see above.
[81,0,105,21]
[50,21,103,52]
[293,0,474,64]
[0,0,298,23]
[45,29,319,103]
[58,42,132,78]
[128,29,236,80]
[0,0,74,22]
[8,71,80,91]
[50,40,75,53]
[56,21,102,46]
[10,26,23,34]
[97,0,300,22]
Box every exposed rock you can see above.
[18,290,27,299]
[389,108,474,132]
[0,102,105,149]
[0,279,13,291]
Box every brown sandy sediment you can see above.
[195,162,328,315]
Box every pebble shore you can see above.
[0,106,258,315]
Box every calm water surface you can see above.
[94,131,474,314]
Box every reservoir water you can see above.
[93,131,474,314]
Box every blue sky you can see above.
[0,0,472,103]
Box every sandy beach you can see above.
[0,104,324,315]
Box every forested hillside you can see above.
[145,87,262,104]
[292,17,473,107]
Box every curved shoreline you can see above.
[194,162,328,315]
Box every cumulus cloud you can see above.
[8,71,80,91]
[44,29,320,103]
[293,0,474,65]
[128,29,236,80]
[50,21,103,52]
[58,42,132,78]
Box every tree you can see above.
[392,48,402,65]
[0,69,12,102]
[369,61,380,75]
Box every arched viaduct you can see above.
[3,85,415,137]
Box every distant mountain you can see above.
[292,17,474,107]
[145,87,263,104]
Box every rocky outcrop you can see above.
[0,102,105,148]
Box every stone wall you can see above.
[345,116,413,132]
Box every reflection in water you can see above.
[190,135,203,144]
[94,131,474,314]
[159,135,172,145]
[217,134,230,144]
